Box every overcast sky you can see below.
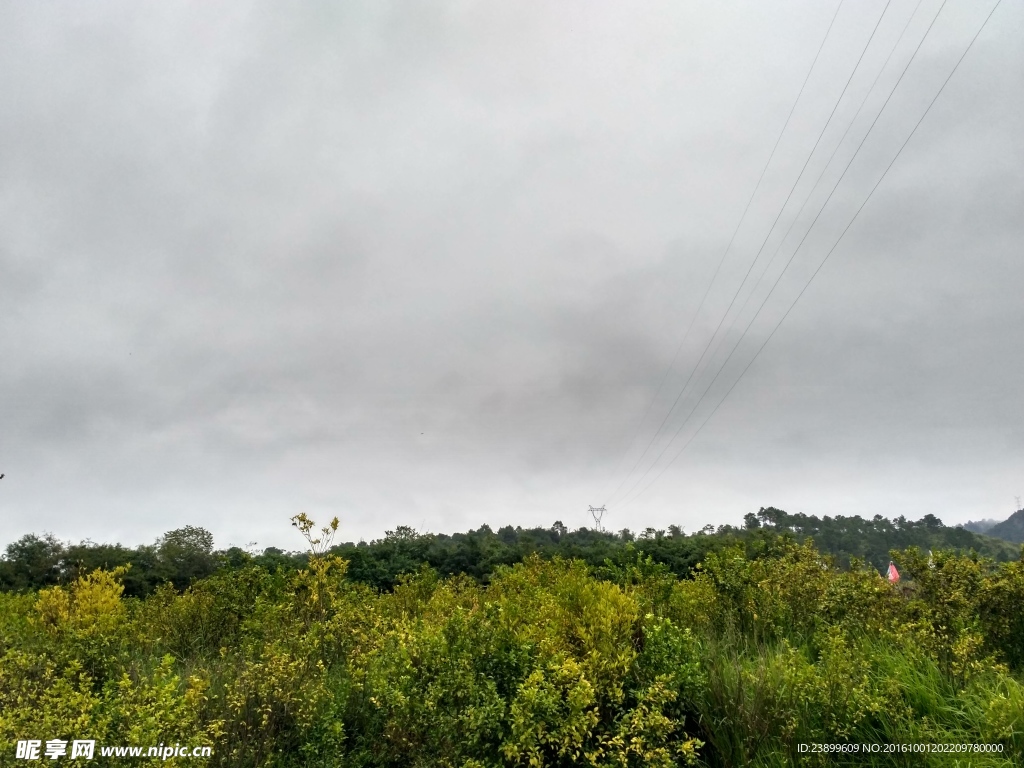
[1,0,1021,551]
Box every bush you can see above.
[1,522,1023,766]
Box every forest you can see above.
[1,510,1023,766]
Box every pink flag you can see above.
[887,562,900,584]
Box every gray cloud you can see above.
[1,0,1021,549]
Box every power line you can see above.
[618,0,954,507]
[598,0,846,506]
[609,0,896,505]
[700,0,929,395]
[620,0,1004,508]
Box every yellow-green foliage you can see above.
[109,656,223,766]
[1,534,1023,766]
[34,566,127,647]
[0,651,109,750]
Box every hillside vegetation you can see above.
[1,513,1023,766]
[984,510,1024,544]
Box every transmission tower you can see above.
[588,506,607,532]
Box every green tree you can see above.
[0,533,64,591]
[156,526,217,590]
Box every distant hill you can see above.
[963,518,1000,534]
[984,509,1024,544]
[749,507,1020,572]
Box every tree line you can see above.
[2,507,1017,596]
